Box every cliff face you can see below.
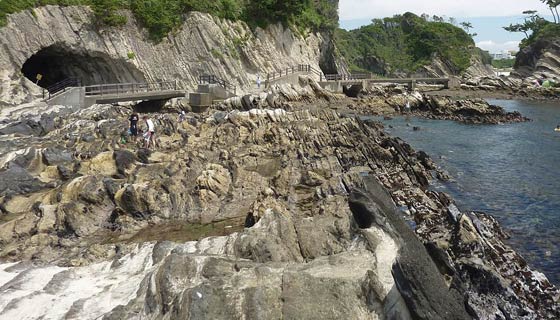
[412,54,495,79]
[0,5,334,106]
[513,38,560,82]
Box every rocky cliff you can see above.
[412,55,495,80]
[512,38,560,83]
[0,5,335,106]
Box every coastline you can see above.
[423,87,560,102]
[0,80,558,318]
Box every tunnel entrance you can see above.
[22,44,146,89]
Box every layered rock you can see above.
[513,38,560,83]
[0,80,557,319]
[351,87,530,124]
[413,55,495,80]
[0,5,333,106]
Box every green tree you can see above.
[541,0,560,23]
[504,10,547,39]
[460,22,472,33]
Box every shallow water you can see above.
[377,100,560,285]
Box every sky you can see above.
[339,0,554,53]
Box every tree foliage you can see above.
[504,8,559,48]
[0,0,338,40]
[541,0,560,23]
[336,12,475,75]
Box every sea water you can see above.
[376,99,560,285]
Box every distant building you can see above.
[491,51,514,60]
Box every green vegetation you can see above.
[210,48,223,60]
[336,12,475,75]
[504,4,560,49]
[126,51,135,59]
[476,47,493,65]
[492,58,515,69]
[0,0,338,41]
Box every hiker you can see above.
[405,100,411,113]
[143,116,156,149]
[129,112,139,141]
[256,74,261,89]
[178,111,186,123]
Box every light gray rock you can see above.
[0,6,333,106]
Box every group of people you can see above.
[128,113,156,149]
[533,77,557,88]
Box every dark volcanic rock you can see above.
[42,147,73,166]
[350,179,471,320]
[0,164,45,197]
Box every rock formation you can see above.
[0,5,335,106]
[0,79,557,319]
[513,38,560,84]
[413,55,495,80]
[350,86,530,124]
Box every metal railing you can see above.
[323,73,372,81]
[199,75,236,95]
[43,77,81,100]
[265,65,375,83]
[84,80,178,97]
[266,64,325,82]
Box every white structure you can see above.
[491,51,515,60]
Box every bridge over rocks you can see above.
[44,79,186,108]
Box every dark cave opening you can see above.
[21,45,146,89]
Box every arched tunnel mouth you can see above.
[22,44,146,89]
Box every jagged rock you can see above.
[42,147,73,166]
[0,86,557,319]
[514,38,560,83]
[0,163,45,197]
[355,88,530,124]
[0,6,336,106]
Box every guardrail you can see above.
[43,77,81,100]
[265,65,375,83]
[199,75,236,95]
[84,80,178,97]
[266,64,325,82]
[323,73,372,81]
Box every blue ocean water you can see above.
[377,100,560,285]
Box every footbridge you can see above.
[44,79,186,108]
[265,64,324,88]
[319,74,460,94]
[264,65,460,94]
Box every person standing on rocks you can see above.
[143,116,156,149]
[256,74,261,89]
[178,111,186,123]
[129,112,139,141]
[405,100,411,114]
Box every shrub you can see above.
[0,0,339,40]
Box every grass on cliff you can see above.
[520,22,560,49]
[335,12,475,75]
[0,0,338,41]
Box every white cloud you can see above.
[476,40,521,52]
[340,0,551,20]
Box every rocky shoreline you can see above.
[0,79,558,319]
[338,86,531,124]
